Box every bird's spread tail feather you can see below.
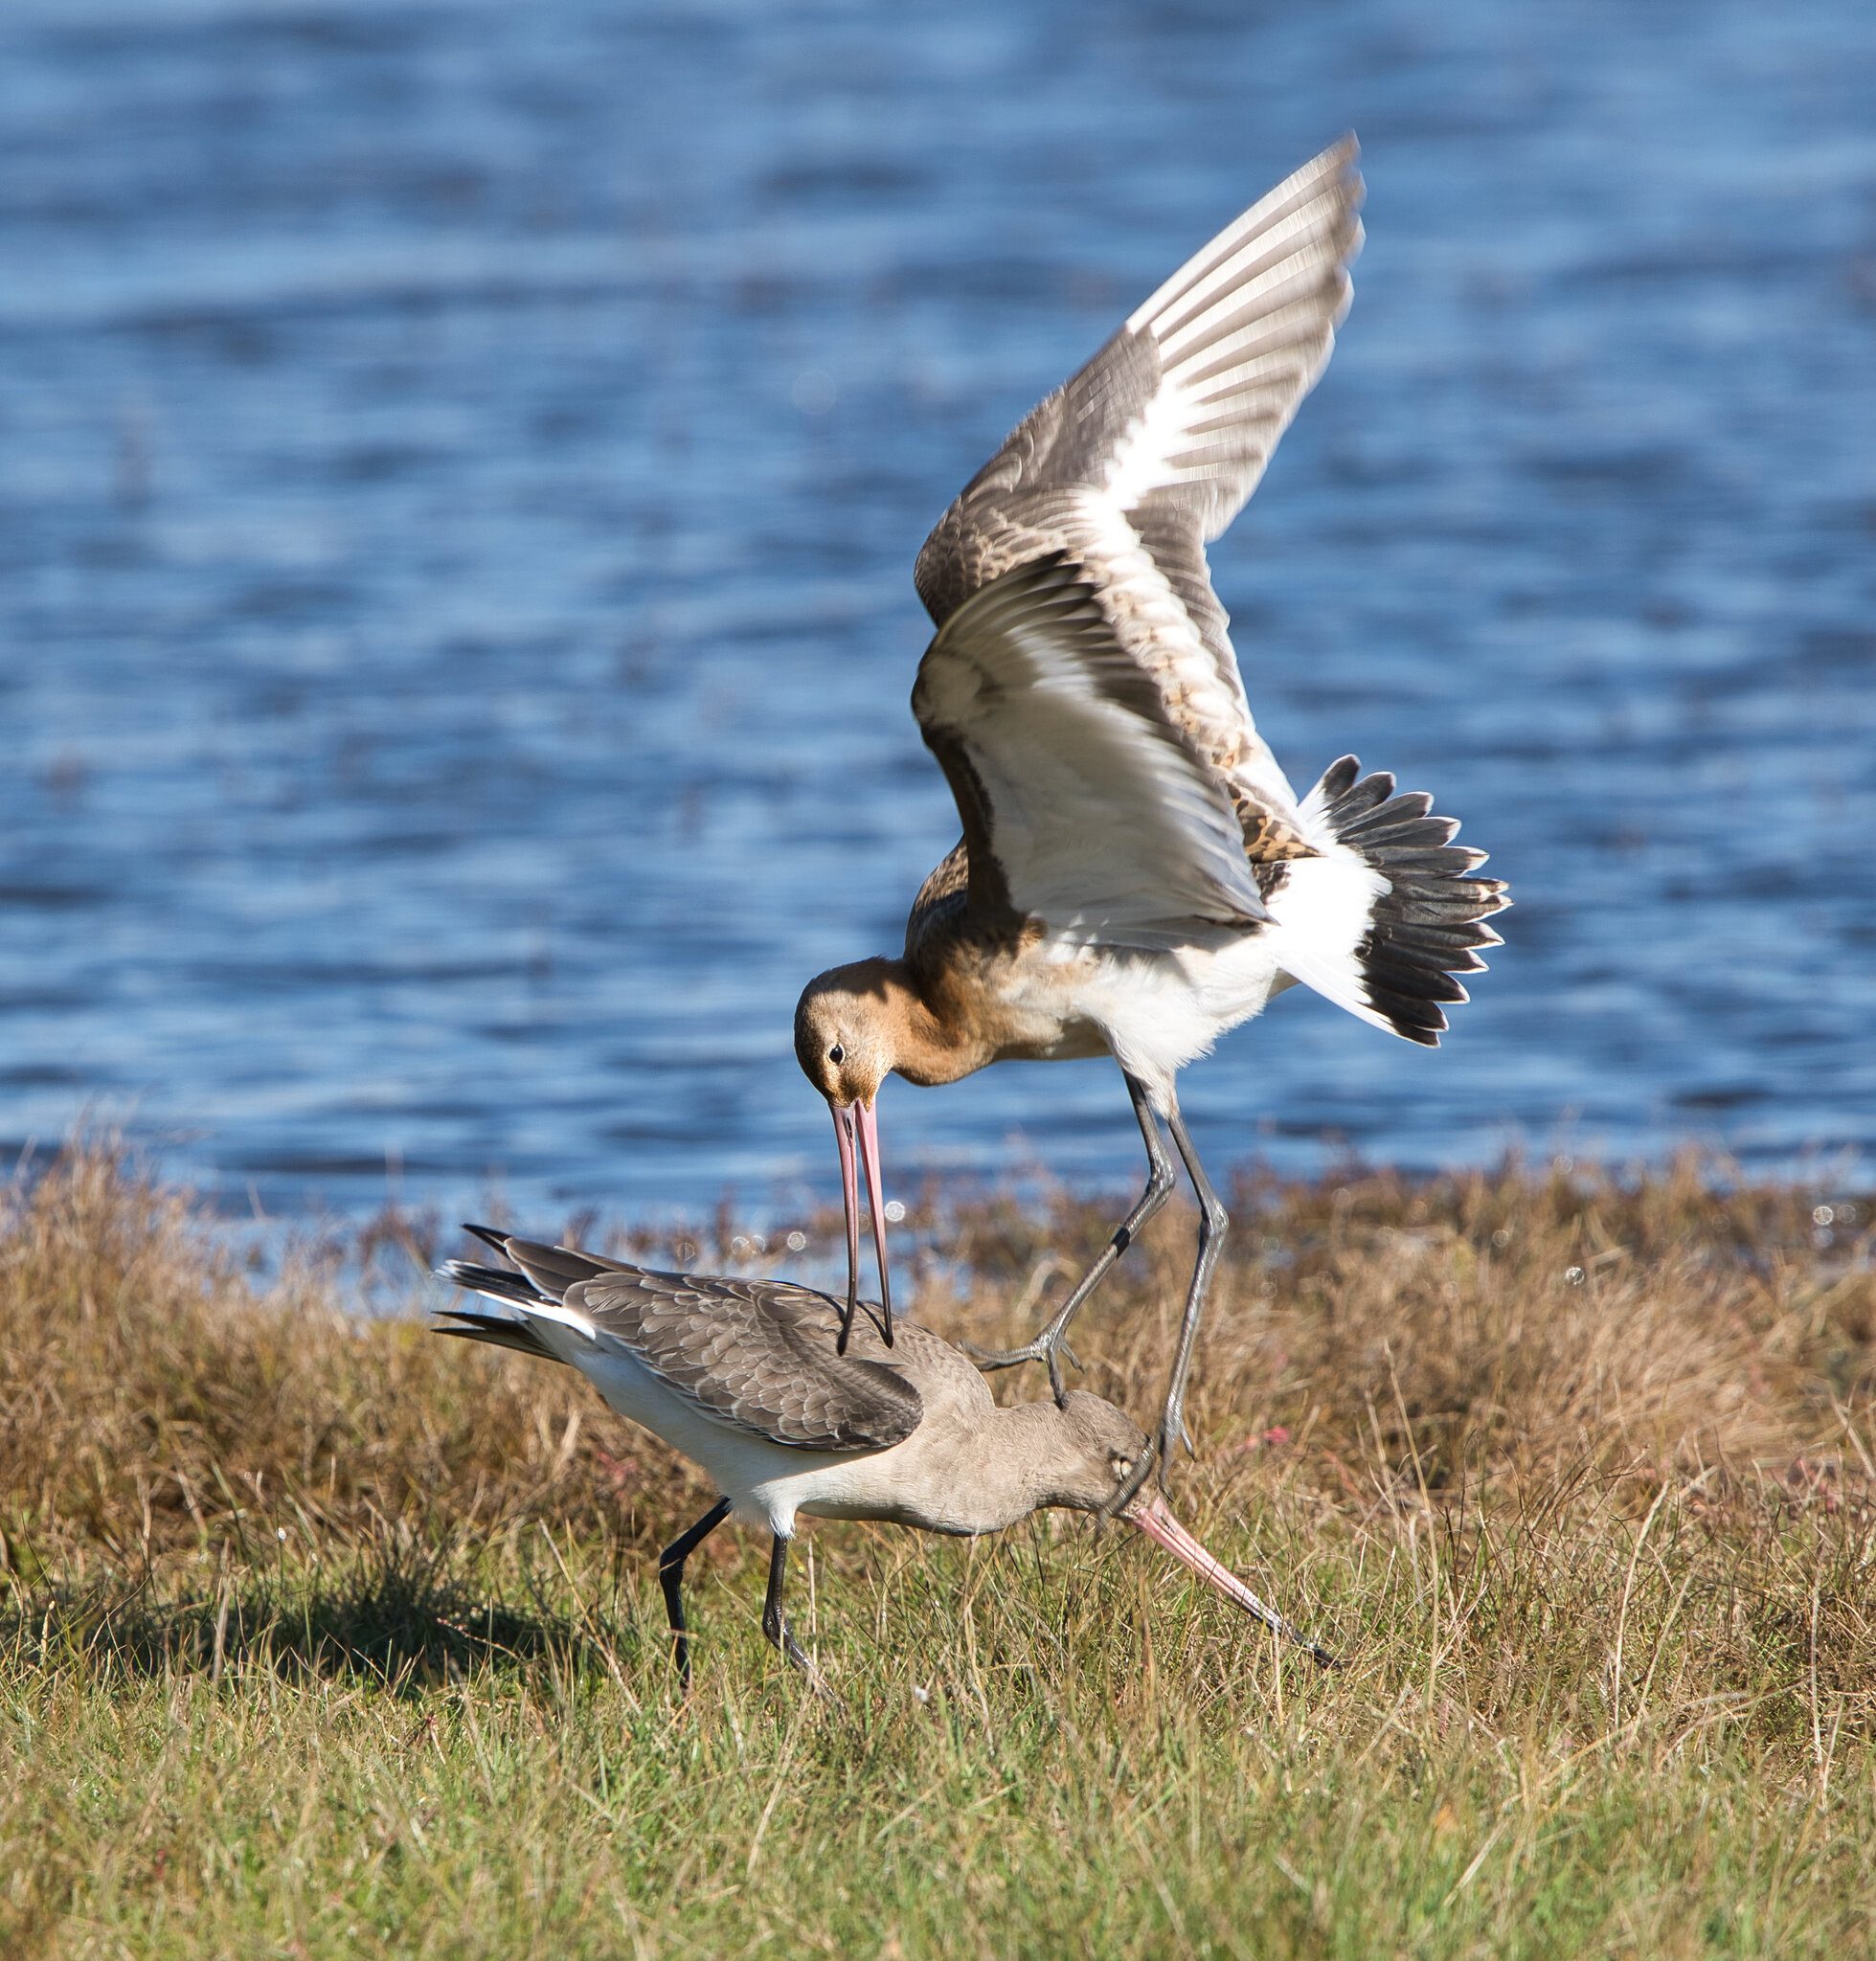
[1271,756,1507,1046]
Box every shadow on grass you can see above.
[4,1545,642,1696]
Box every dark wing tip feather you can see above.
[432,1312,559,1363]
[439,1259,547,1307]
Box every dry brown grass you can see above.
[6,1144,1875,1710]
[9,1144,1869,1565]
[2,1140,1873,1957]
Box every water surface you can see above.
[2,0,1873,1224]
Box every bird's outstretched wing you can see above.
[913,553,1267,949]
[914,138,1362,857]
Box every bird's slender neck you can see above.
[914,1401,1091,1535]
[852,956,991,1089]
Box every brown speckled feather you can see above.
[902,839,978,959]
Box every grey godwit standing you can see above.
[792,137,1506,1502]
[436,1226,1332,1687]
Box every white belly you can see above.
[531,1319,867,1536]
[1016,933,1287,1104]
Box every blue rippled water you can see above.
[2,0,1872,1225]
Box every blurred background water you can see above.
[2,0,1872,1228]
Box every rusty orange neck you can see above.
[853,955,992,1089]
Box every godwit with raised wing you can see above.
[436,1226,1331,1688]
[793,137,1506,1499]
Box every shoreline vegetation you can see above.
[2,1142,1872,1957]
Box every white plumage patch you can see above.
[462,1289,598,1341]
[1254,766,1393,1034]
[1259,850,1394,1038]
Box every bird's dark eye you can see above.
[829,1044,845,1065]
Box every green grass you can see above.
[2,1146,1873,1956]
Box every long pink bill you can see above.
[853,1098,893,1341]
[831,1101,861,1345]
[1127,1492,1336,1668]
[830,1100,893,1353]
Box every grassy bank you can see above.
[2,1145,1872,1957]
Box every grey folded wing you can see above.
[566,1266,924,1453]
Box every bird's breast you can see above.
[915,937,1109,1071]
[993,935,1286,1086]
[913,929,1282,1081]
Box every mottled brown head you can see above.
[792,958,902,1107]
[1041,1392,1152,1512]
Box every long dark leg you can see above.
[761,1534,816,1679]
[1109,1097,1229,1512]
[658,1497,731,1690]
[1156,1101,1230,1468]
[967,1071,1177,1403]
